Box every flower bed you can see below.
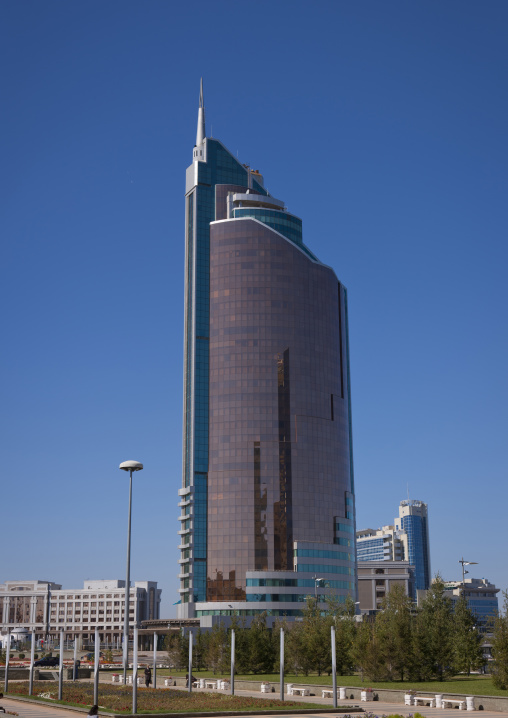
[7,682,318,713]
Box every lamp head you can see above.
[119,460,143,472]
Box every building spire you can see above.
[196,78,205,146]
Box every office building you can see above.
[394,499,430,592]
[178,82,356,619]
[356,525,407,562]
[357,561,415,612]
[442,577,499,631]
[0,579,161,648]
[357,499,430,597]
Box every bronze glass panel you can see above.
[207,219,354,600]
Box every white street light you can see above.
[459,557,478,592]
[313,577,326,600]
[119,460,143,685]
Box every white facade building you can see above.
[0,579,161,647]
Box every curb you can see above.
[4,695,363,717]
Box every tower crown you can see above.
[195,78,205,147]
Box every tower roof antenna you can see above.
[196,78,206,146]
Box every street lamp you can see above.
[459,557,478,592]
[313,577,325,601]
[119,460,143,685]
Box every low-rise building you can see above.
[357,560,415,612]
[0,579,161,649]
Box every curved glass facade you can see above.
[179,105,356,618]
[205,218,355,602]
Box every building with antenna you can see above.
[177,81,356,620]
[357,499,430,598]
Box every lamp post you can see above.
[459,557,478,594]
[119,460,143,685]
[313,576,325,600]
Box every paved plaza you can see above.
[3,681,508,718]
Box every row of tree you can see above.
[168,579,508,685]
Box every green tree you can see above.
[247,613,275,674]
[413,576,455,681]
[193,629,208,671]
[230,617,250,675]
[284,618,313,676]
[205,622,229,674]
[410,605,433,681]
[166,631,188,671]
[326,595,357,676]
[453,594,484,675]
[351,618,387,681]
[301,596,330,676]
[375,584,414,681]
[492,591,508,689]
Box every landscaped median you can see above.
[5,682,360,715]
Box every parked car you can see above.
[34,656,60,666]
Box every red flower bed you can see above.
[7,682,315,713]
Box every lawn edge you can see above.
[4,694,362,716]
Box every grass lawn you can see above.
[6,681,327,714]
[154,670,507,697]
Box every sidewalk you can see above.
[4,683,508,718]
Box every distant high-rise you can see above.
[394,499,430,593]
[441,577,499,632]
[177,82,356,619]
[357,499,431,597]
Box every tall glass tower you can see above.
[357,499,431,600]
[177,82,356,619]
[394,499,431,593]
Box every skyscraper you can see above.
[394,499,430,593]
[177,82,356,619]
[356,499,431,598]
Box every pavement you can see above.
[2,681,508,718]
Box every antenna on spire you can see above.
[196,78,206,146]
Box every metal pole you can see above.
[4,630,10,693]
[29,630,35,695]
[73,634,78,681]
[93,628,100,706]
[152,631,157,689]
[124,468,133,685]
[133,627,138,714]
[331,625,337,708]
[188,630,193,693]
[45,584,51,647]
[58,630,64,700]
[279,627,284,701]
[230,629,235,695]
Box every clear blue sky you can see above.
[1,0,507,616]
